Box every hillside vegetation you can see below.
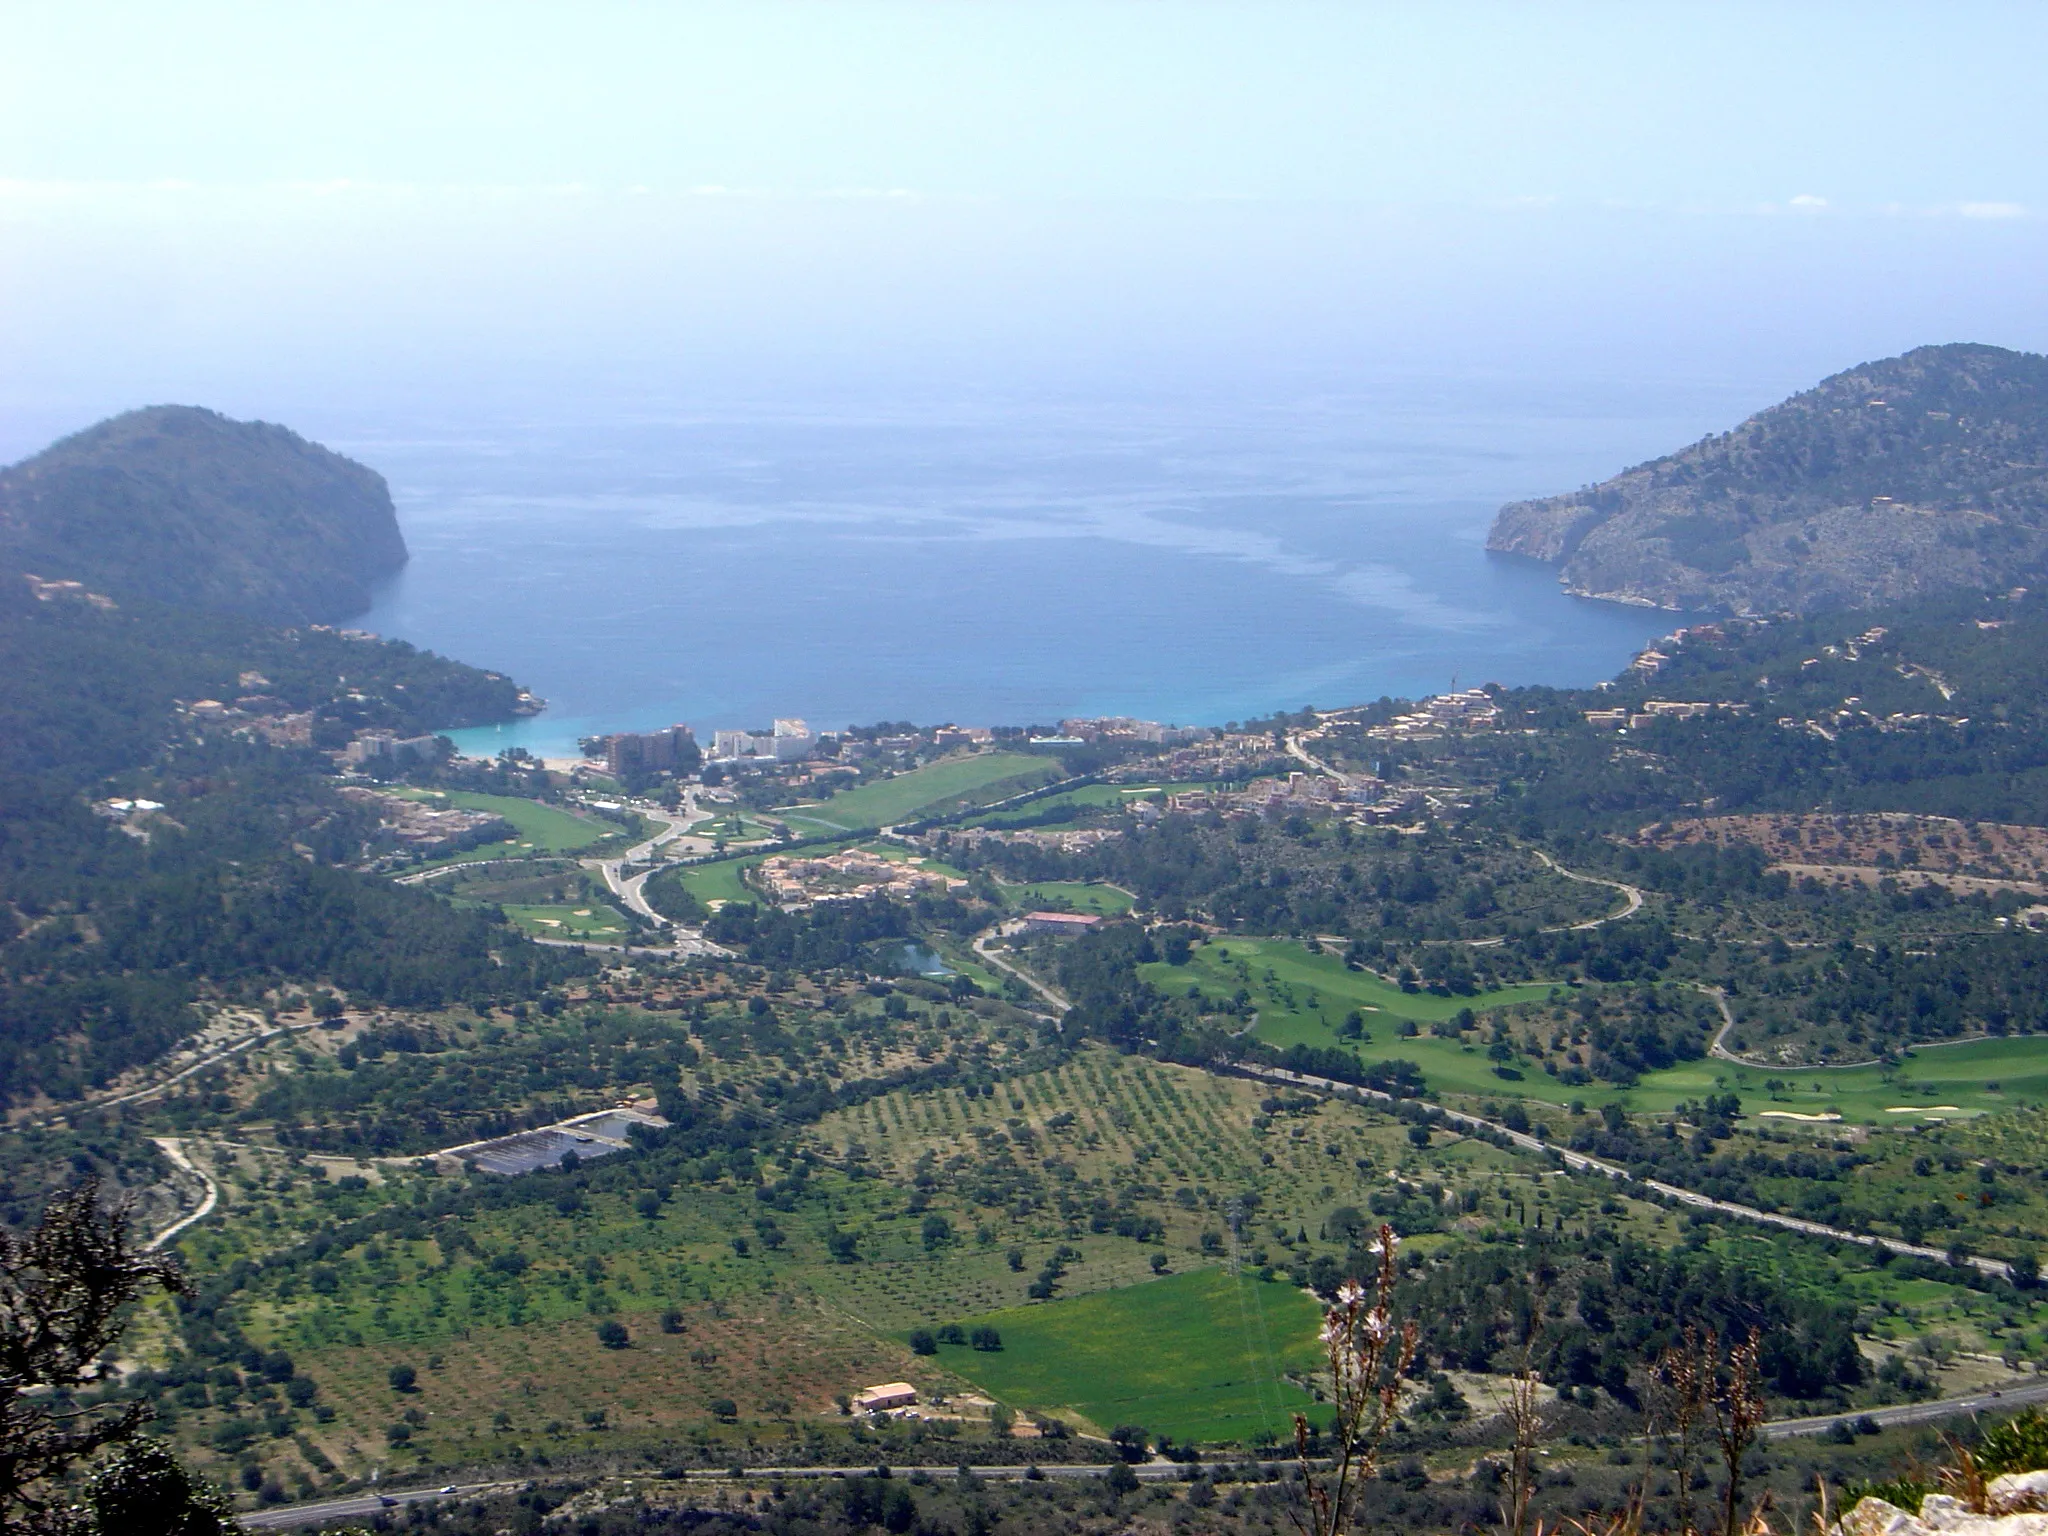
[0,405,407,623]
[1489,343,2048,613]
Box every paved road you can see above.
[23,1012,317,1127]
[1284,734,1348,786]
[1765,1377,2048,1440]
[237,1374,2048,1531]
[973,921,1072,1017]
[592,792,712,924]
[243,1479,524,1529]
[145,1138,219,1250]
[242,1461,1255,1527]
[1530,848,1643,928]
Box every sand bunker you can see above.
[1759,1110,1842,1122]
[1886,1106,1963,1114]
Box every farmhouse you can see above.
[852,1383,919,1413]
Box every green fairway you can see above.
[500,902,633,940]
[959,782,1208,829]
[1628,1034,2048,1125]
[1143,939,2048,1126]
[1142,935,1570,1070]
[929,1267,1322,1444]
[792,753,1060,828]
[1008,881,1134,915]
[675,856,766,907]
[692,811,781,844]
[398,790,621,854]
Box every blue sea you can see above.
[342,374,1741,759]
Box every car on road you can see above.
[440,1485,457,1494]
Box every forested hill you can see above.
[0,405,406,624]
[0,575,519,781]
[0,574,582,1107]
[1488,343,2048,615]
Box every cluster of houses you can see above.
[1363,687,1503,740]
[1048,716,1212,747]
[337,787,511,851]
[935,825,1123,855]
[1583,698,1744,731]
[752,849,968,909]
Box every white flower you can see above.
[1335,1280,1367,1307]
[1320,1316,1347,1348]
[1361,1312,1391,1344]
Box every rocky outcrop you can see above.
[1489,344,2048,615]
[0,405,407,624]
[1835,1472,2048,1536]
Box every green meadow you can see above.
[793,753,1060,829]
[929,1267,1322,1444]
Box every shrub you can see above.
[387,1365,417,1393]
[1977,1408,2048,1477]
[970,1326,1002,1352]
[596,1320,630,1350]
[909,1329,937,1356]
[708,1397,739,1421]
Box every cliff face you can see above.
[0,405,407,625]
[1488,344,2048,614]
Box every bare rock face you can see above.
[0,405,407,625]
[1834,1474,2048,1536]
[1488,344,2048,615]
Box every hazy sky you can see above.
[3,2,2045,442]
[8,2,2047,205]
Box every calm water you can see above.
[346,377,1729,758]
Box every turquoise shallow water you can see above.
[345,378,1727,757]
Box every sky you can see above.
[3,2,2046,446]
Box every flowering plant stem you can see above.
[1291,1223,1419,1536]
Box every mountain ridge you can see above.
[1488,343,2048,614]
[0,404,408,625]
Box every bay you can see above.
[347,376,1729,759]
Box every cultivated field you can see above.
[931,1268,1323,1443]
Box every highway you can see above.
[242,1479,523,1529]
[1765,1377,2048,1439]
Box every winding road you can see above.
[591,791,714,924]
[146,1137,219,1250]
[973,921,1072,1018]
[1530,848,1643,928]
